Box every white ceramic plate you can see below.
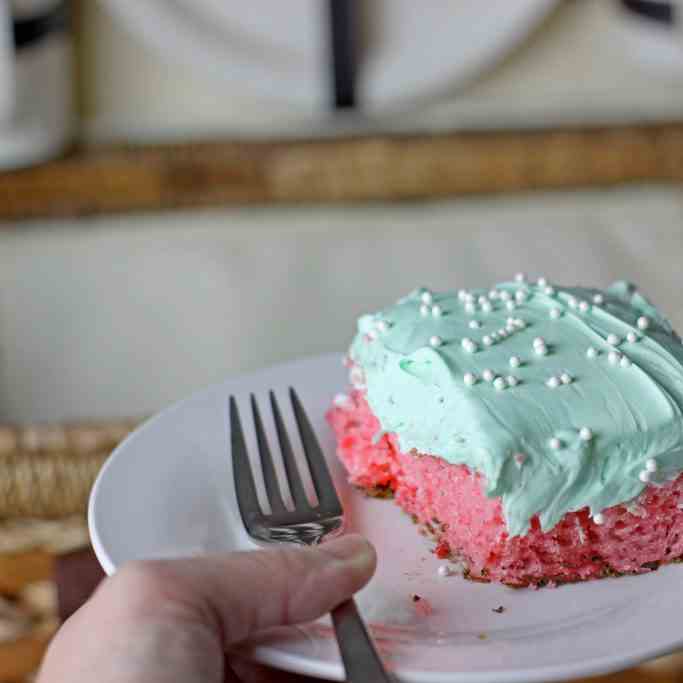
[90,353,683,683]
[100,0,559,111]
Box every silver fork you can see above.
[230,388,393,682]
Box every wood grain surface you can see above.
[1,123,683,222]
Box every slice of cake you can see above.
[327,278,683,586]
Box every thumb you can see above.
[106,533,376,646]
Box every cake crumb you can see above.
[411,594,433,616]
[492,606,505,614]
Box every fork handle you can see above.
[331,598,394,682]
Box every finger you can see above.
[106,533,376,647]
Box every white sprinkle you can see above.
[430,335,443,348]
[533,337,546,348]
[491,332,500,341]
[544,286,556,296]
[464,292,475,303]
[579,427,593,441]
[465,302,476,314]
[509,355,521,368]
[478,295,488,305]
[608,350,621,365]
[535,344,548,356]
[549,437,562,450]
[489,289,499,300]
[560,372,573,385]
[515,318,527,329]
[514,452,526,467]
[458,289,467,301]
[461,338,478,353]
[626,331,638,343]
[437,565,453,578]
[515,272,526,283]
[639,470,651,483]
[376,320,390,333]
[481,301,493,313]
[469,320,482,329]
[500,291,512,302]
[579,301,590,313]
[550,307,562,320]
[593,294,604,305]
[497,329,509,339]
[421,291,433,305]
[506,316,516,326]
[431,305,443,318]
[482,369,495,382]
[494,377,506,391]
[482,335,494,347]
[506,301,516,311]
[568,296,578,308]
[420,304,430,316]
[515,289,528,303]
[586,347,599,359]
[505,322,516,333]
[620,356,632,368]
[646,458,658,473]
[607,334,620,346]
[507,375,519,387]
[637,316,650,330]
[537,277,548,287]
[593,513,605,525]
[547,376,560,388]
[333,393,351,408]
[464,372,477,386]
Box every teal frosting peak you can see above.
[349,279,683,537]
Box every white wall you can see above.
[1,185,681,422]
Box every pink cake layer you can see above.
[327,390,683,586]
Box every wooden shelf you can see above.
[2,123,683,222]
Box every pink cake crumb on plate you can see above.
[327,390,683,587]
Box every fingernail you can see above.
[320,534,376,573]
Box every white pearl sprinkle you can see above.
[639,470,651,483]
[464,372,477,386]
[506,316,516,326]
[579,301,590,313]
[430,335,443,348]
[482,369,495,382]
[515,289,528,303]
[482,335,494,347]
[461,338,478,353]
[626,331,638,343]
[494,377,506,391]
[500,291,511,302]
[537,277,548,287]
[515,318,527,329]
[431,305,443,318]
[608,350,621,365]
[607,334,620,346]
[506,301,516,311]
[465,302,476,314]
[469,320,482,329]
[637,316,650,330]
[544,286,556,296]
[507,375,519,387]
[497,329,509,339]
[464,292,475,303]
[549,437,562,450]
[515,272,526,283]
[481,301,493,313]
[547,376,560,388]
[646,458,658,472]
[376,320,390,333]
[438,565,453,578]
[489,289,499,300]
[533,337,546,348]
[593,513,605,525]
[513,452,526,467]
[568,296,578,308]
[509,355,521,368]
[560,372,573,385]
[491,332,500,341]
[620,356,632,368]
[505,322,516,333]
[478,295,488,305]
[593,294,604,305]
[550,307,562,319]
[421,291,433,305]
[535,345,548,356]
[420,304,430,316]
[586,347,598,359]
[579,427,593,441]
[458,289,467,301]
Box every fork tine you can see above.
[230,396,264,533]
[269,390,312,510]
[250,394,287,514]
[289,388,343,515]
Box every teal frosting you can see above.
[348,280,683,537]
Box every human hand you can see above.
[37,534,376,683]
